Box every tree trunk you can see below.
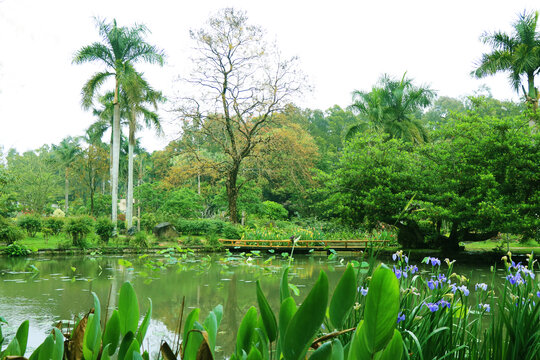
[127,137,134,229]
[64,168,69,214]
[226,164,240,223]
[90,175,95,216]
[527,72,538,128]
[111,80,121,233]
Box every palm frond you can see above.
[81,71,113,109]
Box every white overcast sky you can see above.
[0,0,538,153]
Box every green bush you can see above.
[160,188,204,218]
[17,214,42,237]
[130,231,150,248]
[3,242,31,257]
[175,218,240,239]
[0,217,25,245]
[261,200,288,220]
[64,216,94,247]
[45,217,64,235]
[95,217,115,243]
[140,213,158,232]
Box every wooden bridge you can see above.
[219,239,390,252]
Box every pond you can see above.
[0,250,526,358]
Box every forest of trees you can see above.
[0,8,539,250]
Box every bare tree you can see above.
[176,8,306,223]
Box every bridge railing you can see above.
[219,239,390,249]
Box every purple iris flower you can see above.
[506,273,524,285]
[537,291,540,298]
[479,303,490,312]
[393,266,402,279]
[360,287,368,296]
[438,274,447,283]
[450,283,457,293]
[397,312,405,323]
[475,283,488,291]
[424,302,439,312]
[438,299,451,309]
[392,253,398,261]
[408,265,418,274]
[458,285,469,296]
[427,279,438,290]
[423,257,441,266]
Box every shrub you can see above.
[0,217,25,245]
[4,242,31,257]
[64,216,94,247]
[45,217,64,235]
[140,213,158,233]
[95,217,115,243]
[160,188,203,218]
[130,231,150,248]
[175,218,241,239]
[261,200,288,220]
[17,214,42,237]
[117,220,126,233]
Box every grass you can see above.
[464,239,540,254]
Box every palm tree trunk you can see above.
[127,137,134,229]
[111,81,121,233]
[527,72,538,127]
[64,168,69,214]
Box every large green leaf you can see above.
[38,334,54,360]
[117,331,135,360]
[280,268,291,303]
[103,310,121,355]
[309,342,332,360]
[119,282,140,336]
[329,264,357,329]
[123,338,140,360]
[256,280,278,343]
[212,304,223,327]
[182,324,204,360]
[363,264,399,353]
[331,339,344,360]
[15,320,29,356]
[377,330,403,360]
[203,311,218,353]
[283,271,329,360]
[236,307,258,357]
[2,337,21,357]
[51,328,64,360]
[278,297,297,357]
[347,323,370,360]
[83,292,103,360]
[136,298,152,345]
[183,308,200,350]
[247,346,263,360]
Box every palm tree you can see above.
[53,137,81,214]
[472,10,540,124]
[123,73,164,228]
[349,73,435,144]
[73,18,164,232]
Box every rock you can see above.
[153,222,178,239]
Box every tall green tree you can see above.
[472,10,540,125]
[52,137,81,214]
[73,18,164,231]
[349,73,436,144]
[123,73,164,228]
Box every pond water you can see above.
[0,251,527,358]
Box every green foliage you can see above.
[0,217,25,245]
[175,218,240,239]
[140,213,158,233]
[3,242,32,257]
[160,188,203,218]
[130,231,150,248]
[95,217,115,243]
[17,214,43,237]
[45,217,64,235]
[260,200,288,220]
[64,216,94,247]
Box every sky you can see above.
[0,0,538,153]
